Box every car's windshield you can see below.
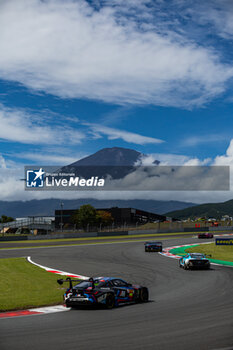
[112,279,128,287]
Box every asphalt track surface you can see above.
[1,236,233,350]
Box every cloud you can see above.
[137,153,192,166]
[86,124,164,145]
[0,103,163,148]
[0,104,85,145]
[0,155,7,169]
[214,139,233,166]
[182,134,227,147]
[135,152,212,166]
[0,0,232,107]
[185,0,233,40]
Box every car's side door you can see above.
[111,279,132,301]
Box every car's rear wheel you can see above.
[138,288,149,302]
[105,293,115,309]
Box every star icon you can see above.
[34,168,45,181]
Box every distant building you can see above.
[55,207,167,230]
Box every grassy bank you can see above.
[186,243,233,262]
[0,258,76,312]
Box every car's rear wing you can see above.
[57,277,95,289]
[57,277,81,289]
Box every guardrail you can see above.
[0,217,53,233]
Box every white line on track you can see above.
[27,256,88,279]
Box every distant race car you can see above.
[57,277,149,309]
[198,232,214,239]
[179,253,211,270]
[144,241,163,252]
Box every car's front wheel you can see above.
[138,288,149,302]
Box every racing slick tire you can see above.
[105,293,115,309]
[183,263,188,270]
[138,287,149,303]
[179,261,182,268]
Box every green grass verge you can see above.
[0,257,79,312]
[185,243,233,263]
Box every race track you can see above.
[1,236,233,350]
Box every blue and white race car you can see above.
[179,253,211,270]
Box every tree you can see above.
[96,210,113,226]
[0,215,14,223]
[71,209,79,227]
[72,204,98,229]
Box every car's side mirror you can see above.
[57,279,63,285]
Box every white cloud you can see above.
[0,155,7,169]
[137,153,190,165]
[0,104,85,145]
[183,158,211,166]
[0,103,163,147]
[0,0,232,107]
[214,139,233,166]
[182,134,227,147]
[187,0,233,39]
[135,152,212,166]
[86,124,164,145]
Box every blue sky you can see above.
[1,0,233,202]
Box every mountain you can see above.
[69,147,144,166]
[165,199,233,220]
[0,199,195,218]
[60,147,159,179]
